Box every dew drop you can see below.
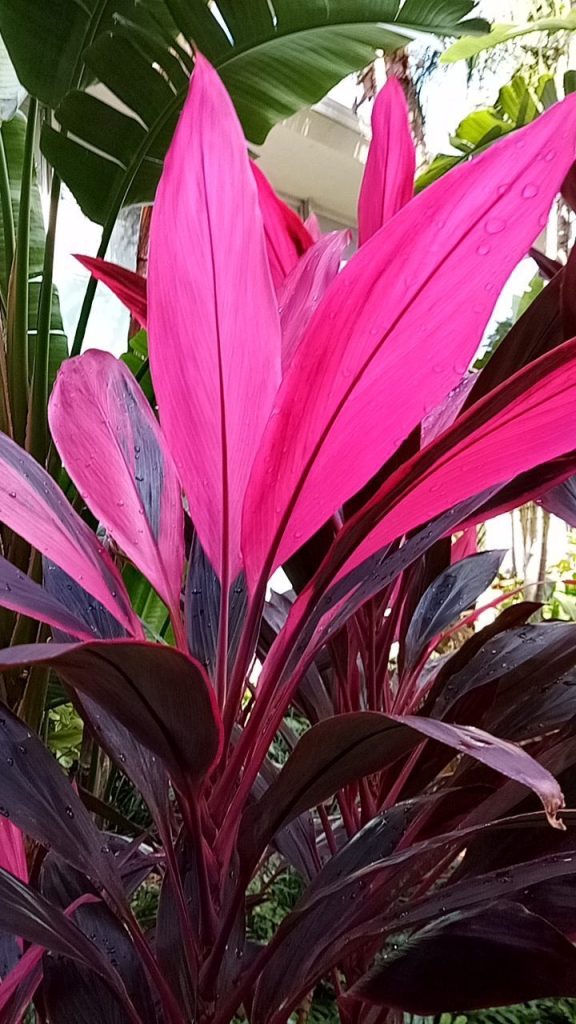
[544,148,557,162]
[8,492,16,499]
[476,243,490,256]
[521,183,538,199]
[65,805,74,819]
[485,217,506,235]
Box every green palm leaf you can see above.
[0,0,488,227]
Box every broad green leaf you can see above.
[2,0,489,225]
[442,12,576,63]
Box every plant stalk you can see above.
[28,169,60,462]
[0,126,15,292]
[7,98,37,445]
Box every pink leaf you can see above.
[243,94,576,593]
[49,351,184,631]
[304,212,321,242]
[251,162,314,291]
[0,822,26,883]
[279,231,350,370]
[74,255,148,327]
[148,54,281,585]
[334,338,576,580]
[0,434,139,635]
[358,78,416,245]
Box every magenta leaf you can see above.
[243,93,576,592]
[330,338,576,583]
[148,54,281,587]
[350,903,576,1014]
[279,230,350,370]
[0,820,26,883]
[0,434,139,636]
[0,641,223,791]
[251,161,313,291]
[74,255,148,327]
[358,77,415,245]
[49,350,184,631]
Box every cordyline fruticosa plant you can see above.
[5,52,576,1023]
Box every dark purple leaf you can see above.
[403,550,505,672]
[431,622,576,722]
[0,555,96,640]
[185,533,247,677]
[43,564,170,829]
[541,474,576,527]
[238,713,418,872]
[43,558,126,642]
[350,902,576,1014]
[390,714,564,829]
[40,853,157,1024]
[0,704,123,901]
[0,641,223,792]
[0,869,134,1009]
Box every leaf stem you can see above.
[8,98,37,445]
[0,126,15,294]
[29,169,60,462]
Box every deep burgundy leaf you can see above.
[350,902,576,1014]
[431,622,576,723]
[403,550,505,672]
[43,565,170,829]
[251,161,313,291]
[541,474,576,526]
[0,641,223,792]
[0,554,96,640]
[0,871,131,1004]
[74,255,148,327]
[184,533,247,678]
[43,559,126,642]
[390,714,564,828]
[251,818,572,1024]
[238,713,418,872]
[464,247,576,409]
[529,246,562,279]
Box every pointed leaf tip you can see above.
[358,76,415,245]
[148,52,281,586]
[49,350,184,627]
